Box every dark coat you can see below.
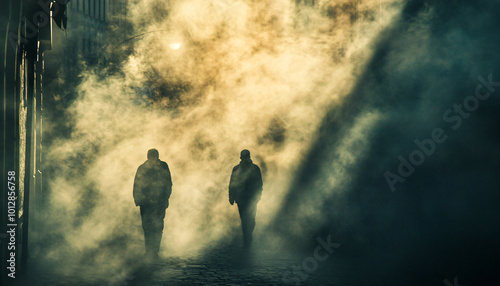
[133,159,172,208]
[229,159,263,205]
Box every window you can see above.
[97,0,101,20]
[102,0,106,22]
[84,0,90,15]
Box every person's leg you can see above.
[246,203,257,244]
[140,206,154,255]
[238,203,252,246]
[151,206,166,256]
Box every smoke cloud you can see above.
[270,1,500,285]
[36,0,500,285]
[38,0,402,276]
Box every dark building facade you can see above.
[2,0,132,282]
[1,0,69,282]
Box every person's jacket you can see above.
[229,159,263,204]
[133,159,172,208]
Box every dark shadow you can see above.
[133,149,173,259]
[270,0,500,285]
[229,150,264,248]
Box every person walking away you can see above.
[133,148,172,259]
[228,149,263,247]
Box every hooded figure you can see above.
[133,149,172,259]
[229,149,263,247]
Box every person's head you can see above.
[240,149,251,160]
[147,149,159,160]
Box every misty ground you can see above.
[12,237,351,286]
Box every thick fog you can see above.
[37,0,500,285]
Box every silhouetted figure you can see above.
[133,149,172,259]
[229,149,263,247]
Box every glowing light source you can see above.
[169,43,182,50]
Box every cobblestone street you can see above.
[11,239,348,286]
[129,243,345,286]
